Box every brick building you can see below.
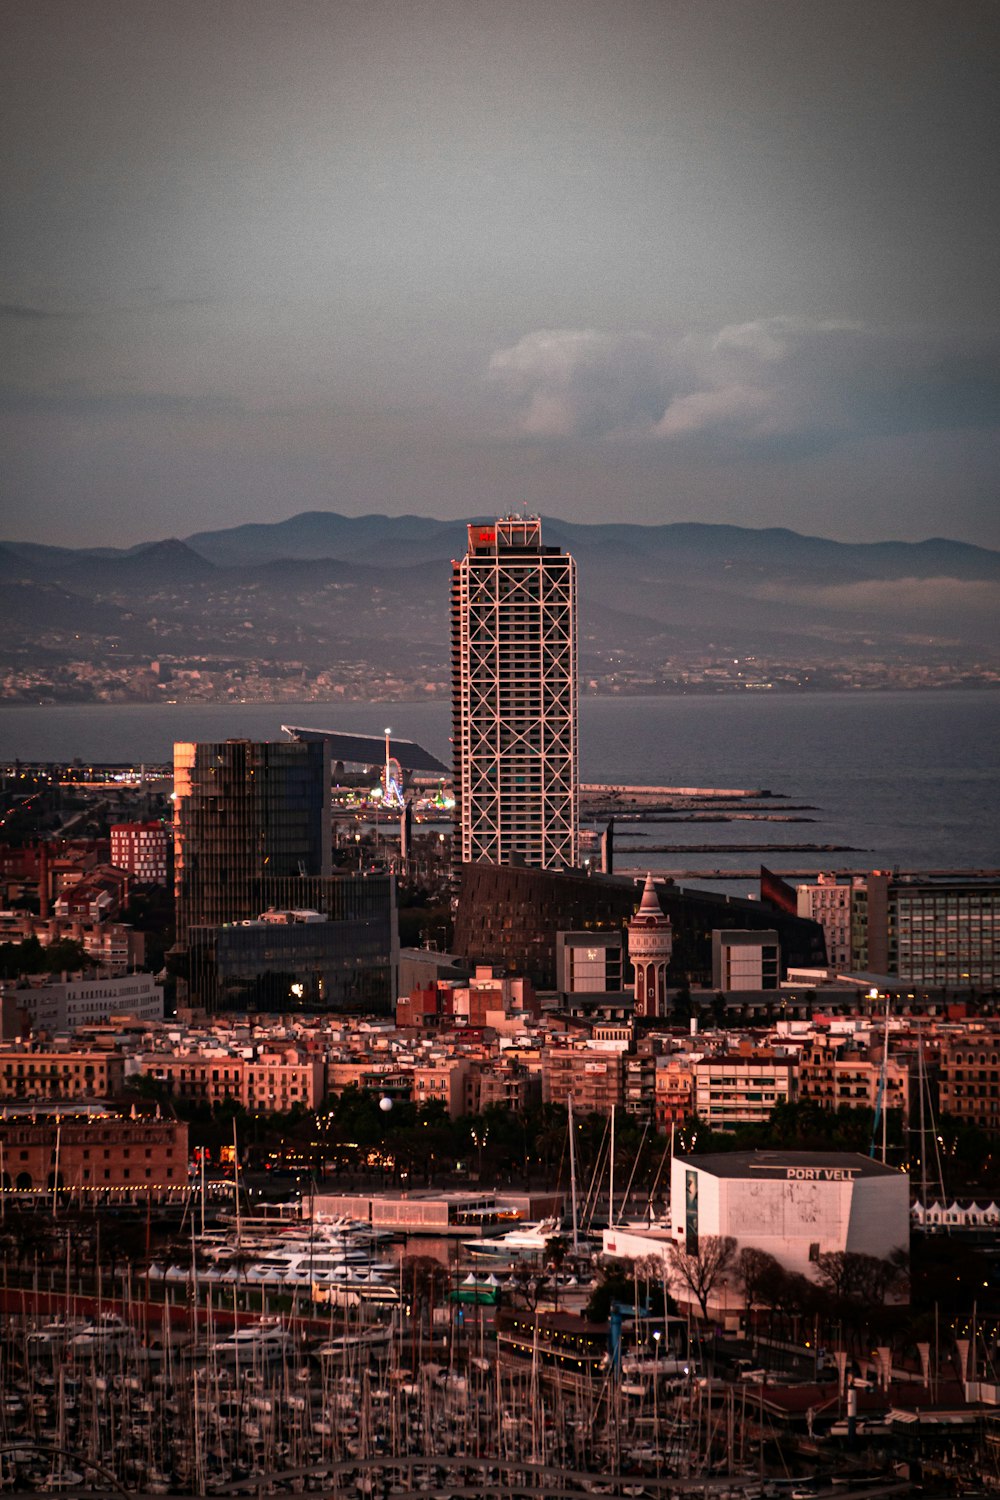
[52,866,128,922]
[0,1104,188,1203]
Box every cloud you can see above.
[488,318,1000,453]
[487,329,667,437]
[756,575,1000,617]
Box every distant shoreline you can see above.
[4,681,1000,709]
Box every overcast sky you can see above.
[3,0,999,549]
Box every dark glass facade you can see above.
[173,739,331,944]
[187,873,396,1014]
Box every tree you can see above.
[507,1267,549,1312]
[401,1254,449,1369]
[586,1262,639,1322]
[667,1234,736,1321]
[737,1246,782,1315]
[815,1249,908,1306]
[0,935,92,979]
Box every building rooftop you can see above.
[677,1150,902,1179]
[280,725,447,775]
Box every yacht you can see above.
[70,1314,132,1352]
[26,1318,89,1352]
[316,1327,393,1359]
[209,1320,294,1364]
[462,1216,563,1260]
[242,1250,394,1286]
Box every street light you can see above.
[470,1125,489,1178]
[652,1329,661,1469]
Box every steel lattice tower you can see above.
[451,517,578,876]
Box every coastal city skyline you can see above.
[2,4,999,1495]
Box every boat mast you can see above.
[233,1118,241,1250]
[568,1095,579,1254]
[882,991,890,1163]
[53,1120,61,1218]
[609,1103,615,1230]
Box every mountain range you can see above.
[2,513,999,701]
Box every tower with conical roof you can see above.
[628,873,672,1018]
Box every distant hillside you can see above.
[184,512,1000,583]
[2,511,998,703]
[185,511,458,568]
[61,538,218,589]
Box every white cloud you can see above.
[487,318,1000,452]
[487,328,666,438]
[654,381,776,438]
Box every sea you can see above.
[1,690,998,896]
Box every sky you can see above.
[2,0,999,550]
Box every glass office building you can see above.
[173,739,331,945]
[187,873,397,1014]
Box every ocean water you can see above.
[1,691,998,889]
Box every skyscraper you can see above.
[173,739,331,945]
[451,516,578,874]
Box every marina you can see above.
[0,1198,952,1499]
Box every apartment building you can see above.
[799,1035,910,1121]
[654,1057,696,1128]
[244,1050,326,1113]
[411,1058,474,1118]
[0,1048,125,1100]
[139,1054,247,1106]
[937,1025,1000,1133]
[542,1047,625,1114]
[693,1045,797,1129]
[796,874,855,970]
[110,821,170,885]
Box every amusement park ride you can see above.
[281,721,454,824]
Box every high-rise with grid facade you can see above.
[451,517,578,876]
